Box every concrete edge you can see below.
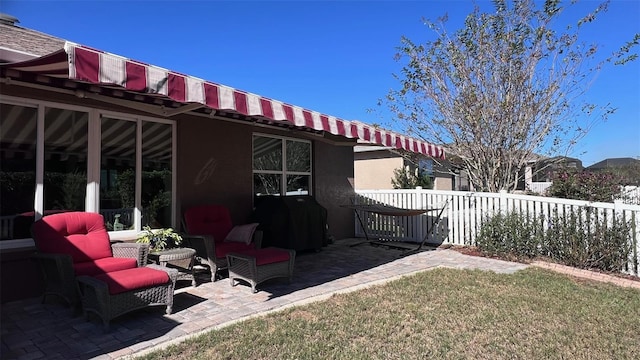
[531,261,640,290]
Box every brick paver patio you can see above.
[6,238,633,360]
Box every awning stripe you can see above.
[260,98,273,119]
[125,61,147,91]
[3,41,445,158]
[73,46,100,83]
[147,65,167,95]
[186,76,204,103]
[204,83,219,109]
[233,91,248,115]
[168,73,185,102]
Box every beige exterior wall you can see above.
[354,149,454,191]
[433,176,453,191]
[354,153,403,190]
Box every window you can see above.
[100,117,136,231]
[0,97,176,245]
[100,117,174,231]
[141,121,173,228]
[44,108,88,213]
[418,158,434,177]
[0,103,37,240]
[253,134,311,199]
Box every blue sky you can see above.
[2,0,638,166]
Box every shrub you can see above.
[476,211,543,259]
[544,208,633,273]
[391,166,433,189]
[476,208,634,274]
[547,170,623,202]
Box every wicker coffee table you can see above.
[148,247,197,286]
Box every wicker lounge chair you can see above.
[31,212,176,326]
[182,204,262,282]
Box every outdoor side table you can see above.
[148,247,197,286]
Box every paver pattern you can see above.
[0,238,546,360]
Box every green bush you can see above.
[476,208,634,274]
[391,166,433,189]
[547,170,623,202]
[544,208,633,272]
[476,212,543,259]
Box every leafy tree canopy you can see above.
[392,166,434,189]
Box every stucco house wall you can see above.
[176,115,356,239]
[354,153,403,190]
[354,147,455,191]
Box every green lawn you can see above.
[137,267,640,360]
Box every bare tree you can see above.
[384,0,638,192]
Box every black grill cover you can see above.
[251,195,329,252]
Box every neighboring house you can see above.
[587,157,640,187]
[354,145,468,191]
[0,16,445,302]
[587,157,640,171]
[519,156,583,193]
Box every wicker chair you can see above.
[31,212,150,308]
[182,205,262,282]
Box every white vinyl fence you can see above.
[354,189,640,275]
[619,186,640,205]
[528,182,552,194]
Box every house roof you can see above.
[587,157,640,170]
[0,21,65,60]
[0,19,445,159]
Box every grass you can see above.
[137,267,640,360]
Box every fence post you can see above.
[499,190,507,214]
[414,187,423,209]
[414,186,424,243]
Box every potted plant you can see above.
[136,226,183,252]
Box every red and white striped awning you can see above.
[3,41,445,159]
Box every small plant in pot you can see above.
[136,226,183,252]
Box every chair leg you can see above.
[211,263,220,282]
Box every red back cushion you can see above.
[215,241,254,258]
[32,212,113,263]
[183,205,233,243]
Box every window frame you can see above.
[252,133,312,198]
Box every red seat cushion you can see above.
[236,248,291,266]
[32,212,113,263]
[215,241,253,258]
[74,257,138,277]
[183,205,233,243]
[94,267,170,295]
